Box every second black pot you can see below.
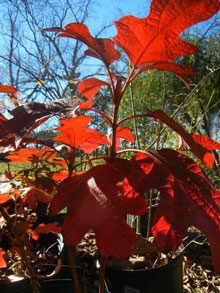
[105,253,183,293]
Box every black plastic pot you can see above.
[39,279,98,293]
[18,278,74,293]
[0,278,98,293]
[0,278,31,293]
[40,279,74,293]
[105,253,183,293]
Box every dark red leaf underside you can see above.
[50,164,146,258]
[123,150,220,272]
[22,187,51,208]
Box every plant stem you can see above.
[67,246,80,293]
[99,257,106,293]
[129,72,141,150]
[110,103,120,161]
[146,190,153,239]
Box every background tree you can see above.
[120,25,220,145]
[0,0,110,102]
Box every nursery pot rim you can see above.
[107,244,184,273]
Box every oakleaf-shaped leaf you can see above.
[114,0,220,67]
[49,164,146,258]
[149,109,215,168]
[6,148,43,163]
[53,116,108,154]
[44,23,120,65]
[124,150,220,272]
[77,78,109,99]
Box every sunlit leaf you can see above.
[0,248,6,269]
[53,116,108,154]
[114,0,220,67]
[44,23,120,65]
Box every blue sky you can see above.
[88,0,150,36]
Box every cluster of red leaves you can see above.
[52,115,135,154]
[1,0,220,274]
[46,0,220,272]
[0,187,61,268]
[49,147,220,270]
[120,150,220,270]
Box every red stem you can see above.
[85,108,112,126]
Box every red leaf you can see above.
[0,194,13,204]
[125,150,220,272]
[108,127,135,150]
[192,134,220,151]
[50,164,145,258]
[77,78,109,99]
[6,148,43,163]
[0,99,79,148]
[53,116,108,154]
[114,0,220,67]
[0,248,6,269]
[45,23,120,65]
[22,187,51,208]
[52,170,70,182]
[31,222,62,240]
[0,84,17,95]
[79,98,93,110]
[149,109,215,168]
[138,63,196,87]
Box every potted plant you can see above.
[0,0,220,292]
[0,147,67,292]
